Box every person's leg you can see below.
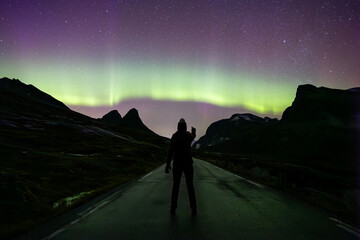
[184,165,197,213]
[171,166,182,213]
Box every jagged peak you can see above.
[123,108,140,119]
[102,110,122,120]
[127,108,139,114]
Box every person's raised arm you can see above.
[191,127,196,141]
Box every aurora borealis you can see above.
[0,0,359,137]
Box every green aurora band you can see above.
[1,59,297,115]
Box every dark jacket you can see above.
[167,121,196,167]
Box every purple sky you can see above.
[0,0,359,138]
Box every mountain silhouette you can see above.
[194,84,359,222]
[282,84,359,124]
[0,77,155,134]
[0,77,168,238]
[100,108,154,133]
[122,108,153,133]
[194,113,278,149]
[195,84,359,171]
[101,110,122,125]
[0,77,72,115]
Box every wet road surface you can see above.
[24,159,359,240]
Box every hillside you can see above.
[194,84,359,221]
[195,84,359,169]
[0,78,168,239]
[194,113,278,149]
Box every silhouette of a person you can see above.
[165,118,197,216]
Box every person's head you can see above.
[177,118,187,132]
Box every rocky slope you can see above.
[194,113,278,149]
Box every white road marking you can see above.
[205,160,265,189]
[43,168,156,239]
[43,200,110,239]
[213,166,222,171]
[329,217,360,237]
[244,179,265,188]
[234,174,265,188]
[138,171,153,182]
[42,229,65,240]
[70,218,80,225]
[234,174,245,180]
[233,173,264,188]
[78,201,109,217]
[336,224,360,237]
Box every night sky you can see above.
[0,0,359,137]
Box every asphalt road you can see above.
[37,159,358,240]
